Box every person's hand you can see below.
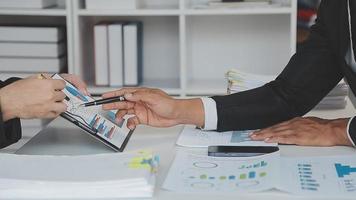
[59,73,89,96]
[249,117,353,146]
[40,73,89,96]
[101,88,205,130]
[0,76,68,121]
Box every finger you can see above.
[50,79,66,90]
[251,126,291,140]
[51,102,68,113]
[102,88,139,99]
[60,74,89,95]
[266,135,298,145]
[102,101,135,110]
[54,91,67,102]
[127,117,140,130]
[115,110,128,122]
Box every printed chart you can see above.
[280,155,356,197]
[53,74,131,149]
[176,126,277,147]
[163,150,279,194]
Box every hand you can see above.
[59,73,89,96]
[250,117,353,146]
[102,88,205,130]
[0,76,68,121]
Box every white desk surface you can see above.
[2,98,356,200]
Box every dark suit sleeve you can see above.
[0,77,22,149]
[211,1,343,132]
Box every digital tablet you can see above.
[52,74,134,152]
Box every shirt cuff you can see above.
[346,116,356,147]
[200,97,218,130]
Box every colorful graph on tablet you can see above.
[52,74,131,149]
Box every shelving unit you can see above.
[71,0,297,96]
[0,0,73,81]
[0,0,297,97]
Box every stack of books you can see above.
[94,21,143,87]
[0,26,66,77]
[0,151,159,199]
[0,0,58,9]
[226,69,349,110]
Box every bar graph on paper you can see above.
[163,151,280,193]
[176,126,278,147]
[281,156,356,196]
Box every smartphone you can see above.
[208,146,279,157]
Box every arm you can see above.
[0,78,22,148]
[212,0,343,131]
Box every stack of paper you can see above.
[0,151,159,199]
[226,69,349,109]
[0,26,66,76]
[176,126,277,147]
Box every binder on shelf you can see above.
[85,0,141,10]
[108,23,124,87]
[0,57,66,73]
[0,42,66,58]
[0,26,65,43]
[123,22,143,86]
[94,23,110,86]
[0,0,57,9]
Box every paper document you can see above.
[280,155,356,197]
[163,150,280,193]
[164,150,356,197]
[0,151,159,199]
[176,126,277,147]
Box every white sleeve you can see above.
[346,116,356,147]
[200,97,218,130]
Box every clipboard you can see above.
[52,74,134,152]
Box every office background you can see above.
[0,0,320,126]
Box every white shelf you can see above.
[0,8,67,16]
[183,7,293,15]
[77,9,180,16]
[88,78,182,95]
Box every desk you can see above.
[1,99,356,200]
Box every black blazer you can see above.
[212,0,356,132]
[0,78,21,149]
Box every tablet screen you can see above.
[52,74,133,151]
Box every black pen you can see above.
[81,96,126,107]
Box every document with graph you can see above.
[279,155,356,197]
[164,150,356,197]
[163,150,280,194]
[176,126,277,147]
[52,74,133,151]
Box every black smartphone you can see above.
[208,146,279,157]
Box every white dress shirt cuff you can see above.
[200,97,218,130]
[346,116,356,147]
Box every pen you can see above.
[81,96,126,107]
